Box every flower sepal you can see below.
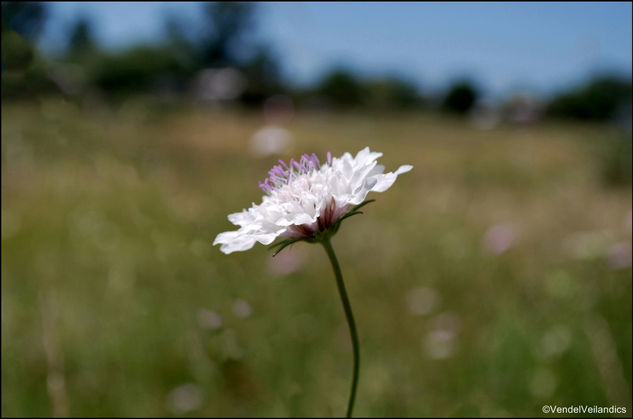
[269,199,376,256]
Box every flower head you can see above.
[213,147,412,254]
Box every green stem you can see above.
[321,238,359,418]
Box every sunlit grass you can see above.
[2,99,631,417]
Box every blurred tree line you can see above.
[1,1,59,97]
[546,76,632,122]
[2,1,632,123]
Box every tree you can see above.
[442,81,479,114]
[66,16,96,56]
[365,76,422,109]
[197,2,256,68]
[92,46,188,97]
[316,68,366,108]
[1,2,57,99]
[240,45,284,106]
[1,1,47,41]
[546,76,632,121]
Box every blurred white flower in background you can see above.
[539,325,572,359]
[232,299,252,318]
[424,330,455,360]
[405,287,440,316]
[606,242,632,270]
[250,95,296,157]
[424,312,461,360]
[193,67,245,102]
[482,223,518,255]
[165,383,203,415]
[197,308,223,331]
[249,125,294,157]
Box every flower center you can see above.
[258,152,332,193]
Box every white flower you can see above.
[213,147,413,254]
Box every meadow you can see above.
[2,99,631,417]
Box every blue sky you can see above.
[40,2,632,99]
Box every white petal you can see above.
[252,231,283,245]
[213,231,257,254]
[369,164,413,192]
[227,210,256,227]
[353,147,383,167]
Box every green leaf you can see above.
[271,239,303,256]
[269,239,293,251]
[335,211,364,224]
[350,199,375,213]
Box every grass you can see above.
[2,98,631,417]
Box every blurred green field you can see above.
[2,99,631,417]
